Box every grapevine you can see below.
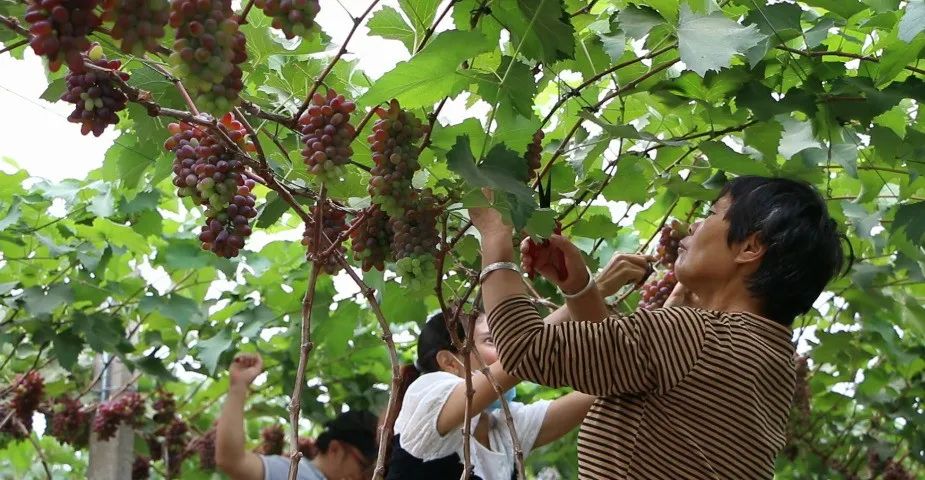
[132,455,151,480]
[391,189,440,291]
[103,0,169,55]
[301,202,346,274]
[655,220,687,268]
[163,418,190,477]
[48,396,90,448]
[193,428,217,470]
[258,424,286,455]
[254,0,321,39]
[60,47,129,137]
[92,392,145,441]
[298,89,357,182]
[524,129,544,180]
[350,205,393,272]
[1,371,44,437]
[168,0,247,114]
[367,99,428,216]
[24,0,101,72]
[639,219,689,310]
[165,121,258,258]
[638,270,677,310]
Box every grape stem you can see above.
[238,0,257,24]
[286,187,327,480]
[0,38,27,55]
[293,0,382,121]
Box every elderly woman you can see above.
[470,176,846,479]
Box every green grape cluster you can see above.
[168,0,246,114]
[298,89,357,182]
[350,205,393,272]
[255,0,320,39]
[165,121,258,258]
[367,99,428,216]
[390,190,440,291]
[25,0,101,72]
[302,204,346,275]
[103,0,169,55]
[60,52,129,137]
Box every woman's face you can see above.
[441,313,498,376]
[674,196,739,291]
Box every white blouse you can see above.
[393,371,551,480]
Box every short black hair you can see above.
[315,410,378,460]
[719,176,848,326]
[415,312,466,373]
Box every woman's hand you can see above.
[229,353,263,388]
[520,234,590,295]
[467,190,512,239]
[596,253,654,297]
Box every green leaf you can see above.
[367,6,416,52]
[524,208,557,237]
[602,155,649,204]
[52,328,83,370]
[73,313,133,354]
[805,18,835,48]
[877,35,925,86]
[493,0,576,63]
[474,56,537,118]
[399,0,441,46]
[0,197,22,232]
[802,0,867,19]
[39,78,67,102]
[21,284,73,317]
[75,218,149,254]
[256,192,289,228]
[196,329,233,376]
[778,116,822,159]
[135,354,176,381]
[617,5,665,40]
[700,141,772,176]
[139,294,204,330]
[157,239,215,270]
[360,30,493,109]
[677,4,766,77]
[898,0,925,42]
[892,201,925,244]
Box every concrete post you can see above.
[87,353,134,480]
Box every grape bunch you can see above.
[655,220,687,268]
[193,428,217,470]
[259,425,286,456]
[103,0,169,55]
[49,396,90,448]
[298,89,357,182]
[391,190,440,290]
[132,455,151,480]
[255,0,321,39]
[883,460,913,480]
[367,99,428,216]
[60,49,129,137]
[92,392,145,441]
[219,112,257,153]
[301,203,346,274]
[165,121,258,258]
[350,205,393,272]
[168,0,247,114]
[151,388,176,425]
[163,419,190,477]
[638,270,677,310]
[298,437,319,460]
[1,371,45,437]
[24,0,102,72]
[524,129,544,180]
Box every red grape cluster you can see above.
[638,270,677,310]
[103,0,169,55]
[350,205,393,272]
[298,89,357,182]
[391,190,440,290]
[193,428,217,470]
[255,0,320,39]
[655,220,687,268]
[367,99,428,216]
[163,419,190,476]
[259,425,286,456]
[132,455,151,480]
[25,0,101,72]
[524,129,544,180]
[298,437,319,460]
[883,460,914,480]
[49,396,90,448]
[60,52,129,137]
[168,0,247,114]
[151,388,176,425]
[165,121,258,258]
[301,203,346,274]
[2,371,44,437]
[92,392,144,441]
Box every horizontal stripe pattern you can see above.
[488,295,795,479]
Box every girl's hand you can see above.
[520,234,589,294]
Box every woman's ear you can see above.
[734,232,766,267]
[434,350,460,375]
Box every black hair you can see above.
[718,176,851,326]
[315,410,378,460]
[415,311,467,373]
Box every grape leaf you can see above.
[700,141,773,176]
[474,56,537,118]
[617,5,665,40]
[677,4,766,77]
[360,30,493,109]
[892,201,925,244]
[0,197,21,232]
[52,328,83,370]
[493,0,576,63]
[196,329,233,376]
[898,0,925,42]
[802,0,867,19]
[368,6,416,52]
[398,0,441,47]
[778,116,822,159]
[21,284,73,317]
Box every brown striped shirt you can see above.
[488,295,796,479]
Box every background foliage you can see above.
[1,0,924,478]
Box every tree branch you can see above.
[0,38,27,55]
[777,46,925,76]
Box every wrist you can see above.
[560,267,593,297]
[228,381,250,395]
[480,235,515,265]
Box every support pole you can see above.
[87,354,134,480]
